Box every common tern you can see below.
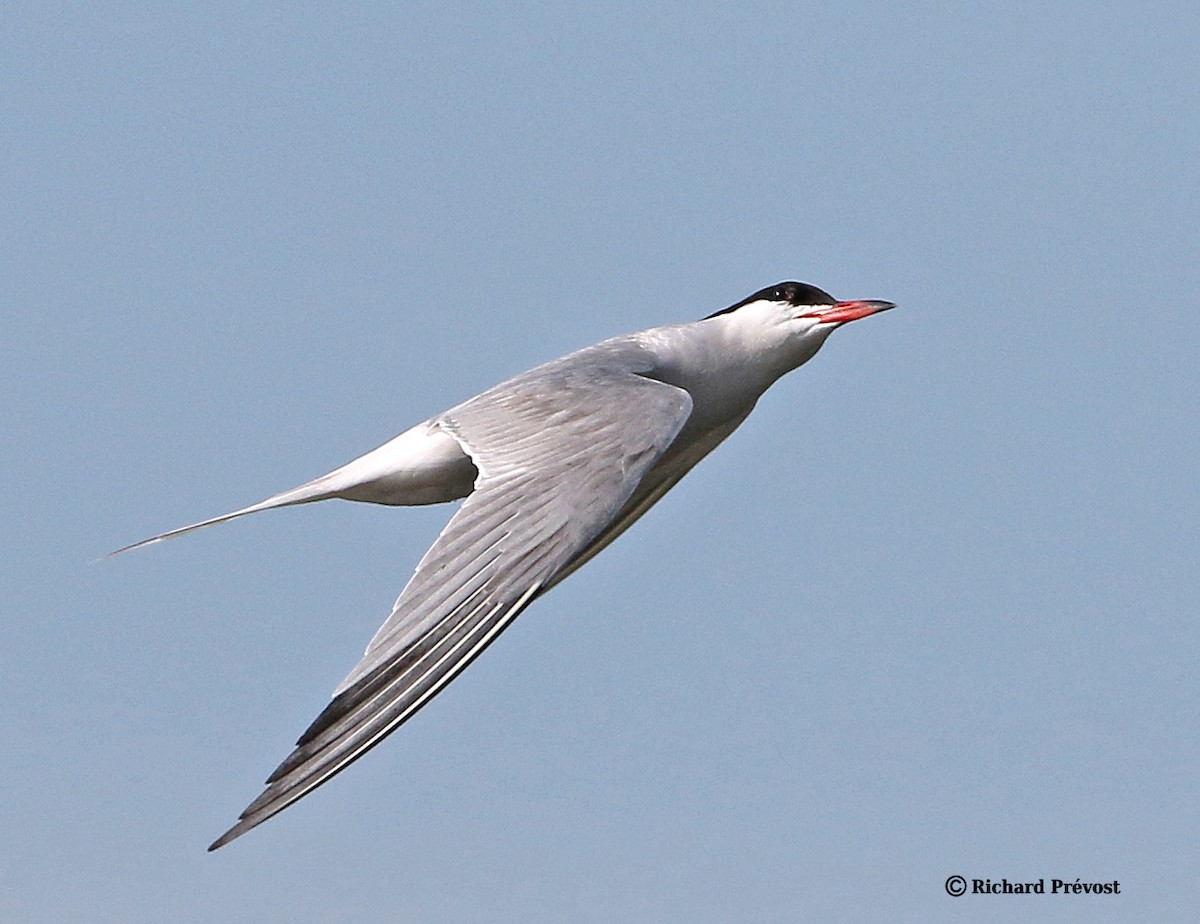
[114,280,895,849]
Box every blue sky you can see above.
[3,3,1197,921]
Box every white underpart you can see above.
[318,421,476,505]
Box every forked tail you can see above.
[106,478,340,558]
[107,420,478,558]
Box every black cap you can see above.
[704,282,836,319]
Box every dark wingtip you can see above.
[208,819,251,852]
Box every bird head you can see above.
[704,281,895,371]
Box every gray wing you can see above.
[209,355,692,849]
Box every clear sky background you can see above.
[3,3,1197,922]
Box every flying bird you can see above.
[114,281,894,849]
